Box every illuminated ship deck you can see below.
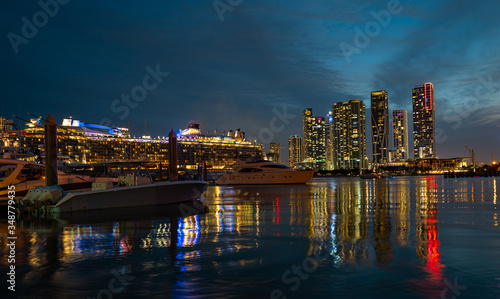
[20,118,264,169]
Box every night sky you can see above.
[2,0,500,163]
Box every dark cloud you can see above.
[1,0,499,162]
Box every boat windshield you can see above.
[261,164,290,169]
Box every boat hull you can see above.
[52,181,208,213]
[216,170,314,185]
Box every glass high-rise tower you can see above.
[371,90,389,165]
[302,108,325,169]
[331,99,367,170]
[392,109,409,162]
[412,83,436,159]
[288,135,303,168]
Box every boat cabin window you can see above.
[261,164,290,169]
[237,168,263,173]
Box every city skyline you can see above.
[1,0,499,163]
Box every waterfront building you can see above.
[288,135,303,168]
[412,82,436,159]
[302,109,326,170]
[371,90,389,165]
[331,100,367,170]
[325,112,334,170]
[22,117,264,169]
[392,109,409,162]
[302,108,313,158]
[267,142,281,164]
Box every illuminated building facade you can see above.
[302,108,325,170]
[413,82,436,159]
[392,109,409,162]
[288,135,303,168]
[302,108,313,157]
[331,100,367,170]
[371,90,389,165]
[325,112,334,170]
[22,118,264,169]
[267,142,281,164]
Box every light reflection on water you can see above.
[0,176,499,298]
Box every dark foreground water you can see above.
[1,176,499,299]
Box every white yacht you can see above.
[217,159,315,185]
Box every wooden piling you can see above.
[203,162,208,181]
[168,129,178,181]
[44,114,58,186]
[159,162,163,181]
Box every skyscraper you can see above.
[412,82,436,159]
[303,108,313,158]
[302,108,325,169]
[288,135,303,168]
[325,112,334,170]
[371,90,389,165]
[268,142,281,163]
[392,109,409,162]
[331,99,367,170]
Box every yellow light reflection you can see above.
[494,178,497,205]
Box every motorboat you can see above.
[216,159,315,185]
[17,173,208,214]
[15,160,209,214]
[50,179,208,213]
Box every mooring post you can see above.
[45,114,58,186]
[168,129,178,181]
[159,162,163,181]
[203,162,208,181]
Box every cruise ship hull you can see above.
[217,170,315,185]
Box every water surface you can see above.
[1,176,499,298]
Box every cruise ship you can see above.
[18,117,264,170]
